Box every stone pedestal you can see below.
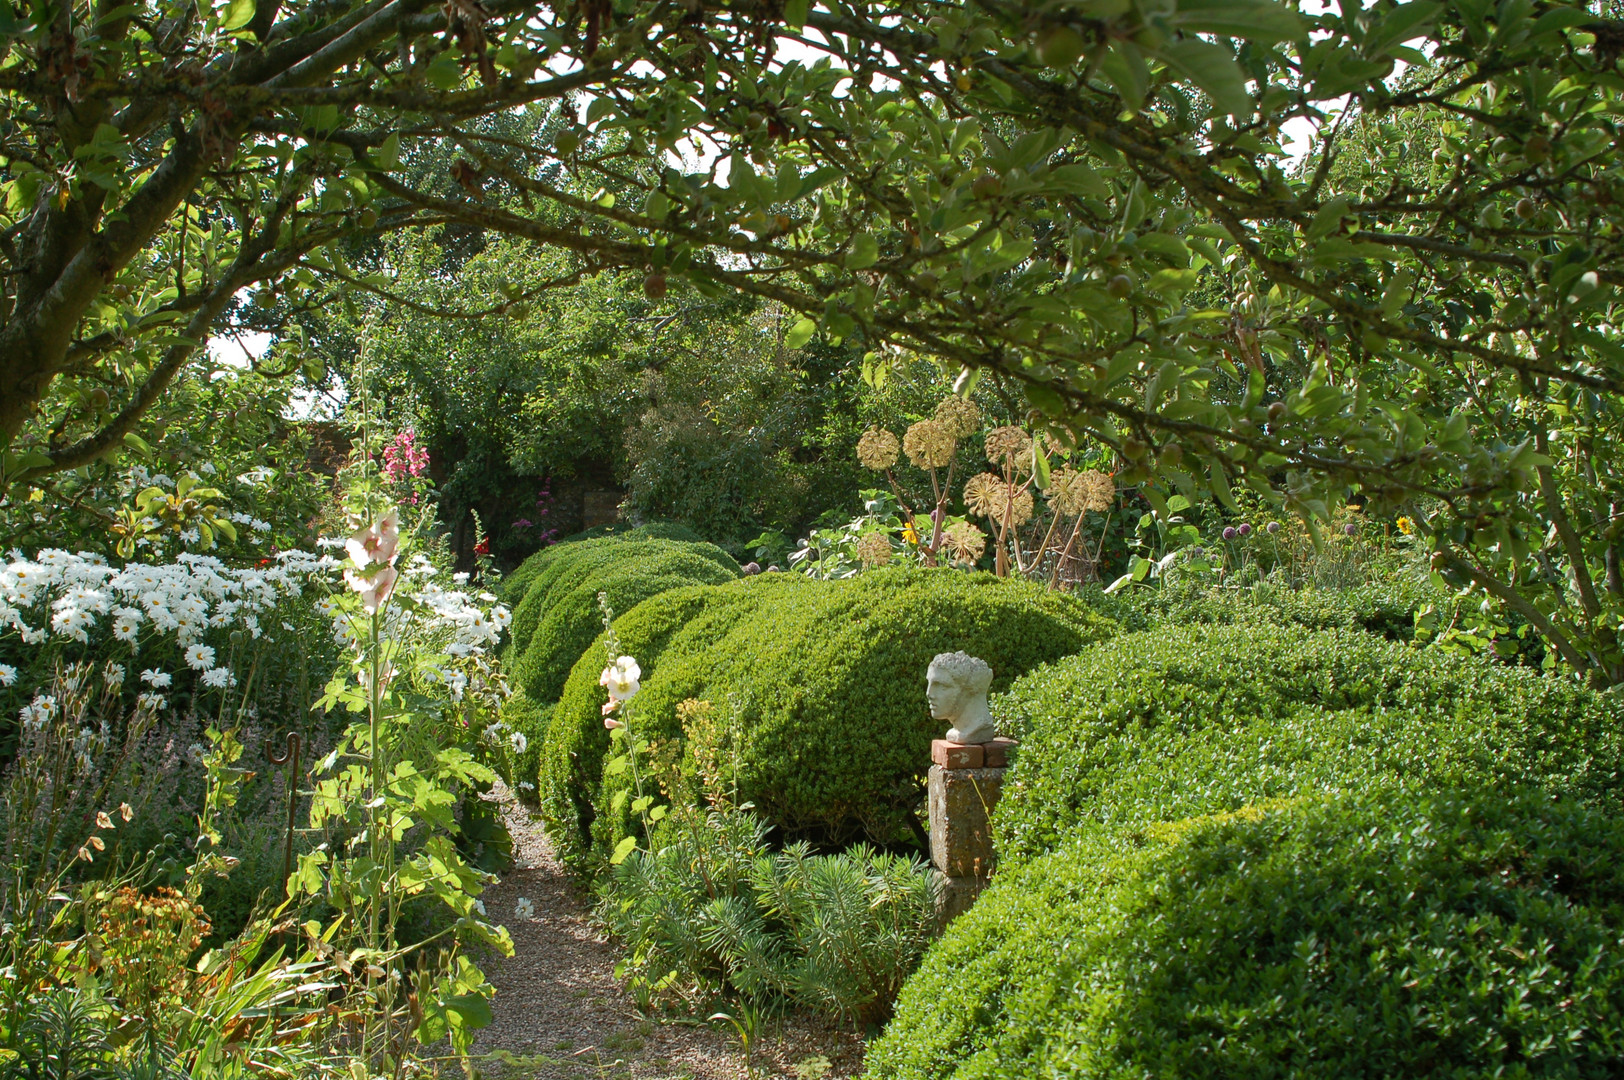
[928,738,1017,927]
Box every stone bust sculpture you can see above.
[927,651,996,744]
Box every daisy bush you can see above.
[0,546,337,721]
[1,487,518,1069]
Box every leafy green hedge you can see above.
[545,568,1117,869]
[991,623,1622,867]
[1085,578,1443,641]
[505,537,739,703]
[866,787,1624,1079]
[540,574,814,868]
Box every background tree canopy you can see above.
[4,0,1623,681]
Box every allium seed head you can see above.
[856,427,901,470]
[933,395,982,440]
[903,419,957,470]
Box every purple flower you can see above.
[1189,546,1205,558]
[513,518,534,529]
[1266,521,1281,534]
[741,562,762,576]
[1343,522,1359,537]
[1222,526,1237,541]
[1238,523,1252,537]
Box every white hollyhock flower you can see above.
[345,511,400,570]
[344,565,398,613]
[599,655,641,703]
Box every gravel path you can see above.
[472,786,868,1080]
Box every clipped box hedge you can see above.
[866,787,1624,1079]
[991,623,1622,867]
[494,689,552,804]
[543,567,1117,870]
[504,536,739,704]
[500,522,717,609]
[540,574,810,867]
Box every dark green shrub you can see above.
[599,804,936,1024]
[500,524,718,607]
[553,568,1116,867]
[866,787,1624,1079]
[540,574,811,868]
[494,690,552,804]
[506,538,739,702]
[991,624,1622,867]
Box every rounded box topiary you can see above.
[501,524,725,610]
[565,567,1117,868]
[866,786,1624,1079]
[991,622,1623,867]
[539,573,812,869]
[505,537,739,704]
[494,689,552,805]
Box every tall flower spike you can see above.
[600,655,641,703]
[345,565,398,613]
[345,510,401,570]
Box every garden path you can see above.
[473,784,867,1080]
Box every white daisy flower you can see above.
[184,644,215,670]
[201,667,236,690]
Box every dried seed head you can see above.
[856,427,901,470]
[942,521,987,565]
[963,472,1007,518]
[903,419,957,469]
[933,395,982,440]
[985,425,1033,471]
[855,532,893,568]
[1048,467,1115,516]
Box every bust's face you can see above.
[926,664,967,721]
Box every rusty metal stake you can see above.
[265,731,302,891]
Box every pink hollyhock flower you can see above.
[345,565,398,613]
[346,511,400,569]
